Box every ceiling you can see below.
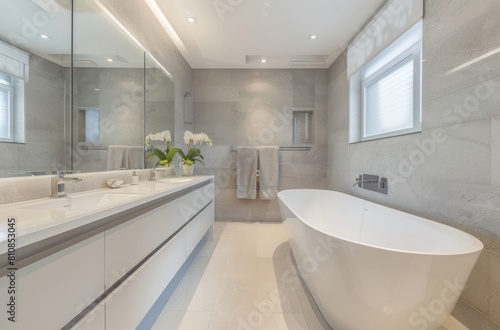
[153,0,387,69]
[0,0,144,68]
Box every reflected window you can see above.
[0,40,27,143]
[0,74,13,141]
[0,72,25,143]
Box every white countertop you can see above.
[0,176,213,254]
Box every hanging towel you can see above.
[236,147,258,199]
[258,146,279,200]
[127,146,144,169]
[107,145,128,171]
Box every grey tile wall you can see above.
[193,69,328,222]
[327,0,500,327]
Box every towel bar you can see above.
[231,145,311,152]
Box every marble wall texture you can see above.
[193,69,328,222]
[327,0,500,328]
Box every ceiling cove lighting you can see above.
[144,0,188,58]
[93,0,174,81]
[186,17,197,23]
[308,34,319,40]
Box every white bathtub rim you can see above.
[278,189,484,257]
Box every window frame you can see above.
[0,76,15,143]
[360,41,422,142]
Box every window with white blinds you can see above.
[349,20,422,142]
[0,40,27,143]
[363,53,415,138]
[0,76,13,141]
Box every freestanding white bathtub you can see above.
[278,189,483,330]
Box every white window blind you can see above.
[364,55,414,137]
[0,40,27,143]
[0,88,10,139]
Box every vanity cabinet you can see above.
[0,178,214,330]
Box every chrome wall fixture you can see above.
[184,91,193,125]
[353,174,388,194]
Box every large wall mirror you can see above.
[0,0,175,178]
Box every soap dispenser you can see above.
[131,171,139,185]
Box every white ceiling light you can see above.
[107,58,114,62]
[186,17,197,24]
[261,59,267,63]
[39,34,50,39]
[308,34,319,40]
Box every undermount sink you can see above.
[21,191,144,212]
[165,177,196,183]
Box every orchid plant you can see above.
[171,131,213,166]
[145,130,177,167]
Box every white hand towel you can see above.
[236,147,258,199]
[107,145,128,171]
[258,146,279,200]
[127,145,144,169]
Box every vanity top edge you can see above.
[0,175,214,251]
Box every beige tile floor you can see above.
[151,221,457,330]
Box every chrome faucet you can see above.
[149,168,156,181]
[51,171,82,197]
[353,175,379,187]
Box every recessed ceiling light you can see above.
[94,88,100,91]
[308,34,319,40]
[39,34,50,39]
[186,17,197,24]
[107,58,114,62]
[261,59,267,63]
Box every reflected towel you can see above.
[127,146,144,169]
[107,145,128,171]
[236,147,258,199]
[258,146,279,200]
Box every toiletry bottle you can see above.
[131,171,139,185]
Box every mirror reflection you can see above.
[0,0,71,177]
[145,53,175,169]
[72,0,145,172]
[0,0,176,178]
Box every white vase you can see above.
[155,166,174,178]
[182,164,194,176]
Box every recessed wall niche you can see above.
[292,108,314,144]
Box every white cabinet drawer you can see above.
[105,230,186,330]
[0,234,105,330]
[186,203,214,257]
[105,190,197,288]
[70,304,105,330]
